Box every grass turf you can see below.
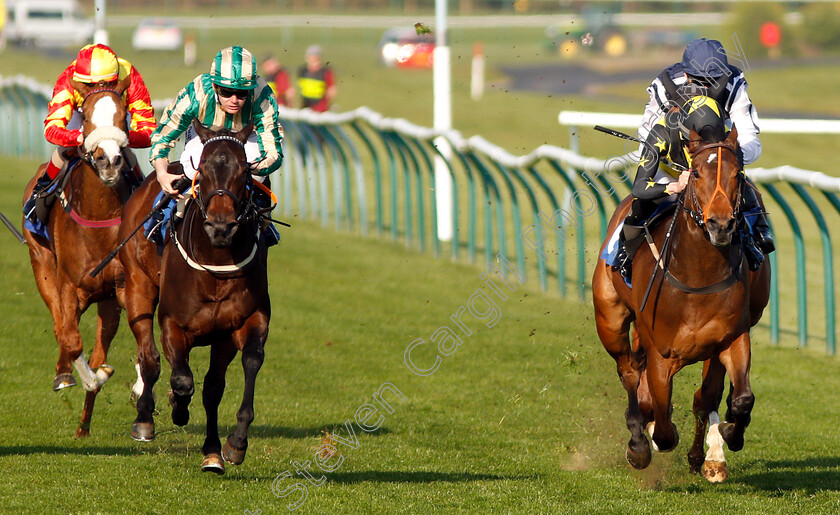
[2,156,840,513]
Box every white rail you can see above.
[558,110,840,135]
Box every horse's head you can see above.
[70,75,131,186]
[686,124,741,247]
[191,119,254,248]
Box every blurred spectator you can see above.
[297,45,336,112]
[262,53,294,107]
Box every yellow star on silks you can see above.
[654,138,667,153]
[645,179,656,190]
[638,154,650,168]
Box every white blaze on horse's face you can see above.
[91,96,121,159]
[83,95,129,185]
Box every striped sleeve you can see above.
[44,66,83,147]
[122,60,156,148]
[149,76,202,161]
[250,79,284,176]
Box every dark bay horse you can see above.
[120,121,269,474]
[592,127,771,482]
[22,77,134,438]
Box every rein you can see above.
[172,134,260,274]
[682,142,742,229]
[171,209,260,274]
[640,142,745,304]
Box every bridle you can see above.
[640,139,746,305]
[172,134,261,275]
[191,135,255,226]
[77,87,127,168]
[681,141,743,231]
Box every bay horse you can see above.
[592,126,771,482]
[120,120,269,474]
[22,76,134,438]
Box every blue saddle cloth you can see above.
[23,182,60,241]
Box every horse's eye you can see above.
[691,170,700,179]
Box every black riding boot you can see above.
[23,171,58,223]
[616,201,648,280]
[742,182,775,254]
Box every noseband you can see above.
[682,141,742,230]
[192,135,254,225]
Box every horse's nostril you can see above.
[724,218,736,233]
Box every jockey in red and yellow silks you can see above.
[44,44,156,153]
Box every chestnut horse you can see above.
[120,121,269,474]
[592,127,770,482]
[22,77,134,438]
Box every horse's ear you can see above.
[688,129,702,154]
[235,121,254,144]
[70,79,90,98]
[115,74,131,96]
[726,126,739,147]
[192,119,214,143]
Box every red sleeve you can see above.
[43,65,83,147]
[124,63,156,148]
[325,68,335,88]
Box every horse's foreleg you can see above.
[126,275,160,442]
[75,298,121,438]
[593,268,649,469]
[200,341,238,474]
[719,333,754,452]
[645,352,679,453]
[687,358,729,482]
[161,317,194,428]
[25,235,76,391]
[223,314,268,467]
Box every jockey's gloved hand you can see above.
[736,147,745,171]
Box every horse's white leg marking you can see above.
[73,354,99,391]
[72,354,113,391]
[705,411,726,463]
[646,421,659,451]
[132,362,145,399]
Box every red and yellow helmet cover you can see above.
[72,44,119,83]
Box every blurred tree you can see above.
[799,2,840,52]
[726,1,792,59]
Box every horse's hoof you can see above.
[131,422,155,442]
[222,439,247,465]
[74,425,90,439]
[688,451,705,474]
[719,423,744,452]
[201,453,225,474]
[168,391,189,427]
[626,447,652,470]
[53,373,76,391]
[702,460,729,483]
[95,365,114,387]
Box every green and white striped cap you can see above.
[209,46,258,90]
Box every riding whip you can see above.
[594,125,689,172]
[0,210,27,245]
[90,177,190,278]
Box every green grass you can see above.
[3,156,840,513]
[3,18,840,512]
